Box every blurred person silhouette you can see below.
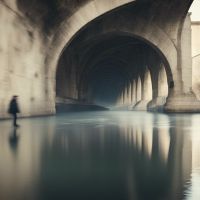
[8,95,20,127]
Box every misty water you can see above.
[0,111,200,200]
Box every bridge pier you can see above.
[148,63,168,111]
[164,92,200,113]
[148,97,167,112]
[164,13,200,113]
[134,69,152,111]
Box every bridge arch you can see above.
[55,26,175,107]
[47,0,192,110]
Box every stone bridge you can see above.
[0,0,199,118]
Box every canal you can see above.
[0,111,200,200]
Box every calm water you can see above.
[0,111,200,200]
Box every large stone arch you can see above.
[50,20,177,79]
[71,30,175,83]
[52,25,176,103]
[45,1,179,79]
[50,10,179,111]
[36,0,200,113]
[49,0,200,113]
[70,31,174,105]
[44,0,199,113]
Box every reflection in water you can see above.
[0,112,200,200]
[9,128,19,152]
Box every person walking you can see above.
[8,96,20,127]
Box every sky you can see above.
[189,0,200,21]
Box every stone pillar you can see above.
[143,70,152,100]
[158,65,168,97]
[148,64,168,111]
[192,22,200,100]
[181,13,192,94]
[134,69,152,111]
[132,77,142,110]
[131,80,137,106]
[123,86,127,105]
[136,77,142,103]
[116,91,124,106]
[128,83,132,105]
[165,14,200,112]
[124,84,131,106]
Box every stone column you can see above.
[165,14,200,112]
[136,77,142,103]
[128,83,132,105]
[124,83,131,106]
[148,64,168,111]
[123,86,127,105]
[134,70,152,111]
[131,80,137,106]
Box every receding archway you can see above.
[56,31,173,111]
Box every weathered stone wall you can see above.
[192,21,200,100]
[0,0,134,118]
[0,0,53,118]
[181,14,193,94]
[0,0,136,118]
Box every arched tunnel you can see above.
[51,0,200,114]
[56,33,170,110]
[56,0,177,111]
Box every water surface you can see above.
[0,111,200,200]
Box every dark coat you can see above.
[8,99,20,114]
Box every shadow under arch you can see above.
[53,19,176,87]
[56,31,174,96]
[54,3,181,109]
[87,32,173,83]
[56,32,174,107]
[77,59,133,102]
